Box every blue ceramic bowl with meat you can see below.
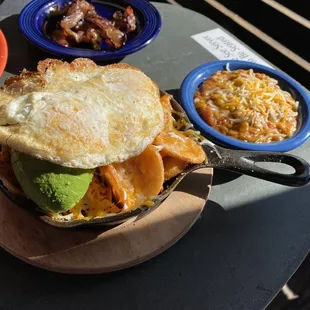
[19,0,162,60]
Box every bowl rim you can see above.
[0,30,8,76]
[18,0,162,60]
[180,60,310,152]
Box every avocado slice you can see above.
[11,151,93,213]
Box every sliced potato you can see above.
[132,144,164,199]
[163,156,188,181]
[100,165,127,206]
[100,145,164,209]
[116,145,164,206]
[160,94,174,131]
[153,131,206,164]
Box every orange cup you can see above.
[0,30,8,76]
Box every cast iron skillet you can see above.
[0,92,309,228]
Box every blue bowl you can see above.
[180,60,310,152]
[19,0,162,60]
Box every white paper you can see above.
[191,28,272,68]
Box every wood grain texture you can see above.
[0,168,213,274]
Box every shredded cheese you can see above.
[194,69,298,143]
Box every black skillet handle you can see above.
[203,144,310,187]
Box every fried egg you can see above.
[0,59,164,169]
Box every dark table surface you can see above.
[0,2,310,310]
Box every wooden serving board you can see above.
[0,168,213,274]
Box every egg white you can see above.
[0,59,164,169]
